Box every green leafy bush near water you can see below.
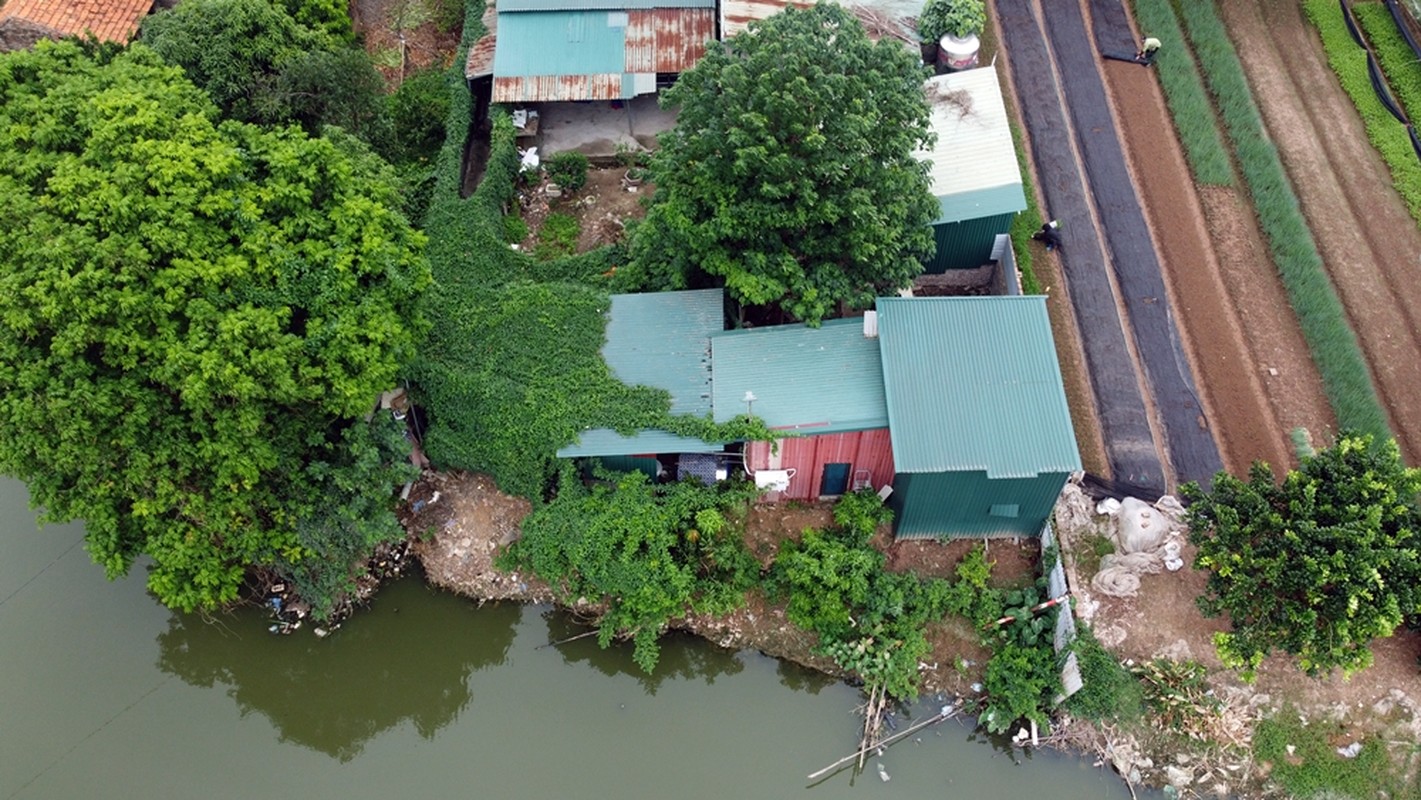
[1172,0,1391,443]
[499,466,762,672]
[1128,0,1233,185]
[1312,0,1421,225]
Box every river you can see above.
[0,478,1146,799]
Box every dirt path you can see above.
[1221,0,1421,462]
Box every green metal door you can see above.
[820,463,851,496]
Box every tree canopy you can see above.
[1183,433,1421,679]
[0,41,430,614]
[622,3,938,325]
[141,0,387,144]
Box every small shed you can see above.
[558,288,725,458]
[916,67,1027,273]
[0,0,153,51]
[490,0,715,103]
[876,296,1080,537]
[712,318,895,500]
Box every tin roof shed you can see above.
[0,0,152,50]
[559,288,725,458]
[711,319,888,434]
[876,296,1080,478]
[490,2,713,102]
[917,68,1027,226]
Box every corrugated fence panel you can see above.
[891,470,1068,539]
[923,213,1016,273]
[625,10,655,72]
[493,73,624,102]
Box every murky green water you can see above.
[1,478,1144,799]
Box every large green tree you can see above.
[1184,433,1421,679]
[0,41,430,614]
[623,3,937,325]
[141,0,388,145]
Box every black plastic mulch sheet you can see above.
[994,0,1166,492]
[997,0,1225,488]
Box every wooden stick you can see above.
[808,704,960,782]
[535,629,599,650]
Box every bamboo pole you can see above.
[807,704,960,783]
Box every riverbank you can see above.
[398,468,1421,798]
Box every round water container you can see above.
[938,33,981,71]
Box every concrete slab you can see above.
[529,95,678,158]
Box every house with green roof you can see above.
[876,296,1081,537]
[917,67,1028,273]
[560,289,1079,538]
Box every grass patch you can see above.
[533,212,580,261]
[1007,115,1044,294]
[1128,0,1234,186]
[1073,531,1115,577]
[1063,626,1144,724]
[1173,0,1392,444]
[1337,1,1421,225]
[1255,710,1420,799]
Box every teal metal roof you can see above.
[711,319,888,433]
[558,289,724,458]
[934,184,1027,226]
[493,11,629,78]
[876,296,1081,477]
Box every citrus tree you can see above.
[1184,433,1421,678]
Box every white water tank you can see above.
[754,469,794,493]
[938,33,981,72]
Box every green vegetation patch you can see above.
[1128,0,1233,186]
[1007,115,1044,294]
[1320,1,1421,225]
[1173,0,1391,443]
[1063,626,1144,723]
[1255,710,1419,799]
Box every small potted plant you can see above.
[916,0,985,71]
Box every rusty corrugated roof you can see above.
[492,73,623,102]
[464,0,499,78]
[719,0,812,39]
[0,0,153,43]
[624,8,712,73]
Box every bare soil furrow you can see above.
[1222,0,1421,459]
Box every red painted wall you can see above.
[746,429,895,500]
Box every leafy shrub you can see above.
[1174,0,1391,442]
[431,0,466,33]
[389,68,452,165]
[980,640,1058,734]
[499,467,761,671]
[917,0,986,41]
[1063,626,1144,723]
[534,212,580,261]
[503,211,528,244]
[545,151,590,192]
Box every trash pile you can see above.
[263,537,415,637]
[1053,480,1190,599]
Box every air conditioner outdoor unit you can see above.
[753,469,795,493]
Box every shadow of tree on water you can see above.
[539,608,748,695]
[156,577,517,761]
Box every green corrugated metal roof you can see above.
[877,296,1080,477]
[492,10,629,77]
[502,0,713,10]
[934,184,1026,226]
[559,429,721,457]
[558,289,724,458]
[917,68,1026,224]
[711,319,888,433]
